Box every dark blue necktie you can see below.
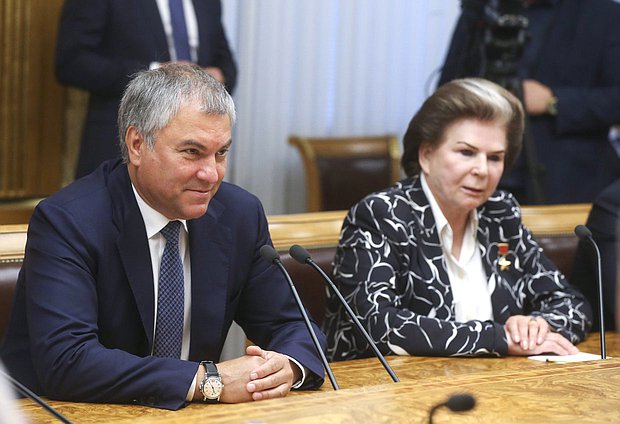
[153,220,184,358]
[169,0,192,61]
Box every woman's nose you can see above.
[472,156,488,176]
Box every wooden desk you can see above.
[18,333,620,423]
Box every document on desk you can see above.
[528,352,608,363]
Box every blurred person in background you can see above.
[572,178,620,330]
[56,0,237,178]
[438,0,620,204]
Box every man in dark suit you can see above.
[0,64,324,410]
[438,0,620,204]
[55,0,237,179]
[571,179,620,331]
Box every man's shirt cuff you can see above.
[284,355,307,389]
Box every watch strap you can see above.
[202,360,219,377]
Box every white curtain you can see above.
[218,0,461,361]
[222,0,461,215]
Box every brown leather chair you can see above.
[289,134,401,212]
[0,225,27,343]
[279,247,333,327]
[268,211,346,325]
[520,203,592,282]
[0,260,20,342]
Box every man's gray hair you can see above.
[118,63,236,162]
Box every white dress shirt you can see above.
[0,364,26,424]
[155,0,199,62]
[420,174,494,323]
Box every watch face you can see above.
[204,377,223,399]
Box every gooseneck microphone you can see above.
[428,393,476,424]
[259,245,339,390]
[574,225,606,359]
[288,244,399,383]
[0,369,73,423]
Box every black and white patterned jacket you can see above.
[323,175,592,361]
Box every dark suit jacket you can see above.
[439,0,620,204]
[0,160,324,410]
[55,0,238,178]
[571,179,620,331]
[323,175,592,361]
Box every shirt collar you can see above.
[420,173,479,237]
[131,184,188,239]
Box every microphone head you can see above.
[444,393,476,412]
[289,244,312,264]
[574,225,593,240]
[259,245,280,263]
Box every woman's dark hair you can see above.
[401,78,524,177]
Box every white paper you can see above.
[528,352,608,363]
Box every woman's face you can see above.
[419,118,507,222]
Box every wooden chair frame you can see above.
[288,134,401,212]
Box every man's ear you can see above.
[418,143,432,175]
[125,126,144,166]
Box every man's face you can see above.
[127,104,232,220]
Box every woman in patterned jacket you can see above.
[324,78,592,361]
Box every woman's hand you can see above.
[505,315,550,350]
[504,315,579,356]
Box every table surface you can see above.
[17,332,620,423]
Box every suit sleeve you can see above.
[437,2,486,87]
[587,187,619,325]
[514,227,593,342]
[569,182,619,330]
[499,198,593,343]
[551,4,620,135]
[203,0,237,93]
[232,196,325,389]
[23,203,197,410]
[330,198,507,358]
[55,0,147,97]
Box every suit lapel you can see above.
[187,198,231,360]
[530,0,581,79]
[407,176,455,315]
[476,195,513,323]
[192,0,217,64]
[109,163,156,349]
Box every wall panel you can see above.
[0,0,66,199]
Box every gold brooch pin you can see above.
[498,243,511,271]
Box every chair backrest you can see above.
[289,134,401,212]
[0,225,27,343]
[268,210,346,326]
